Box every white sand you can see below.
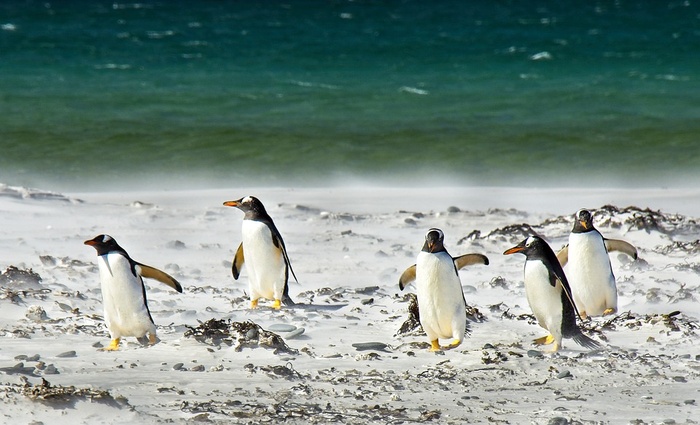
[0,184,699,424]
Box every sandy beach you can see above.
[1,184,699,424]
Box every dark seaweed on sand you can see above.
[181,398,437,423]
[485,223,543,242]
[2,377,126,408]
[581,310,699,340]
[656,240,700,255]
[184,318,231,345]
[184,319,298,354]
[0,266,43,286]
[0,266,50,304]
[594,205,699,234]
[243,362,306,380]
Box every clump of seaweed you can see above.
[485,223,542,243]
[655,240,700,255]
[583,310,699,337]
[396,294,421,336]
[180,398,430,423]
[395,293,484,336]
[243,362,306,381]
[184,319,298,354]
[0,266,50,304]
[1,377,127,408]
[0,266,43,288]
[593,205,698,235]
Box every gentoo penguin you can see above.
[223,196,298,309]
[504,236,600,352]
[84,234,182,351]
[398,228,489,352]
[556,209,638,318]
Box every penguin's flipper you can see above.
[556,245,569,267]
[605,239,638,260]
[232,243,245,279]
[453,253,489,270]
[136,263,183,293]
[398,265,417,291]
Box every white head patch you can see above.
[426,228,444,240]
[102,235,114,243]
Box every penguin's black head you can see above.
[422,228,446,253]
[573,209,594,232]
[84,234,121,256]
[503,235,548,259]
[223,195,267,218]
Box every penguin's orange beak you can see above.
[84,239,97,246]
[223,200,239,207]
[503,246,523,255]
[579,220,589,230]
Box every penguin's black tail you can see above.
[572,332,602,350]
[282,295,296,306]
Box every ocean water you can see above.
[1,0,699,190]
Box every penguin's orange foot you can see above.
[250,299,259,309]
[533,334,555,346]
[429,340,441,352]
[148,334,158,345]
[272,299,282,310]
[547,342,561,353]
[603,308,616,316]
[445,339,462,350]
[100,338,120,351]
[579,311,588,320]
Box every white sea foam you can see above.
[398,86,429,95]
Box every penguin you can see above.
[556,209,638,318]
[223,196,298,309]
[398,228,489,352]
[84,234,182,351]
[504,235,600,352]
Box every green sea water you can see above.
[1,0,699,189]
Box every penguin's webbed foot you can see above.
[603,308,616,316]
[579,311,588,320]
[100,338,120,351]
[429,340,441,352]
[148,333,158,345]
[445,339,462,350]
[250,299,259,309]
[533,334,555,346]
[272,299,282,310]
[547,342,561,353]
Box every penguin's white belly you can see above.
[241,220,285,300]
[567,232,616,315]
[524,260,563,337]
[98,253,154,339]
[415,252,465,341]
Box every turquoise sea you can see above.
[1,1,699,190]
